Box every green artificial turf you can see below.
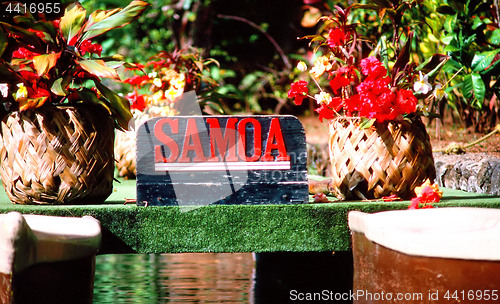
[1,178,500,254]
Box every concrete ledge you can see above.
[0,179,499,254]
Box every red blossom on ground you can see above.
[409,180,443,209]
[288,80,309,105]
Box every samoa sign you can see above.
[136,115,308,206]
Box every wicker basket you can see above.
[115,130,136,179]
[328,116,436,200]
[0,104,115,204]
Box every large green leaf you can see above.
[81,1,150,41]
[491,29,500,45]
[32,52,61,76]
[94,80,132,130]
[471,72,485,102]
[0,27,7,58]
[76,59,119,79]
[472,50,500,72]
[463,74,473,99]
[416,54,449,79]
[59,2,87,43]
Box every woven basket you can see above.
[328,116,436,200]
[115,130,136,179]
[0,104,115,204]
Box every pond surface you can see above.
[93,252,353,303]
[94,253,254,303]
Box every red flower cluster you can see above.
[288,80,308,105]
[78,39,102,56]
[305,57,417,123]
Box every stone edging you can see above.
[434,153,500,196]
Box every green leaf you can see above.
[0,28,7,58]
[51,76,71,96]
[77,88,112,114]
[59,2,87,43]
[76,59,120,80]
[471,73,485,102]
[472,50,500,72]
[81,1,150,41]
[359,118,376,129]
[463,74,473,99]
[94,80,132,130]
[491,29,500,45]
[0,22,44,50]
[436,5,456,15]
[32,52,61,76]
[416,54,450,79]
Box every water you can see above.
[93,252,353,303]
[93,253,255,303]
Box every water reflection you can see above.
[94,253,254,303]
[94,252,353,303]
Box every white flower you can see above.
[14,83,27,100]
[314,92,332,105]
[148,71,158,78]
[153,78,163,87]
[297,61,307,72]
[0,83,8,98]
[413,71,432,94]
[310,56,333,78]
[433,83,448,101]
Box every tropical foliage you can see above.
[0,1,150,129]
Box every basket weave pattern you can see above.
[0,105,115,204]
[328,117,436,200]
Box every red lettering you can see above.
[178,118,208,163]
[207,118,238,162]
[262,117,290,161]
[154,118,179,162]
[237,118,261,162]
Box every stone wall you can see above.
[307,143,500,196]
[434,153,500,196]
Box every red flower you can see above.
[19,70,40,83]
[315,103,335,122]
[12,47,39,59]
[79,39,102,56]
[360,56,387,78]
[327,28,349,48]
[147,59,167,69]
[124,75,150,87]
[329,74,350,94]
[288,81,308,105]
[396,89,417,114]
[127,91,147,112]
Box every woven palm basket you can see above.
[328,116,436,200]
[115,129,136,179]
[0,104,115,204]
